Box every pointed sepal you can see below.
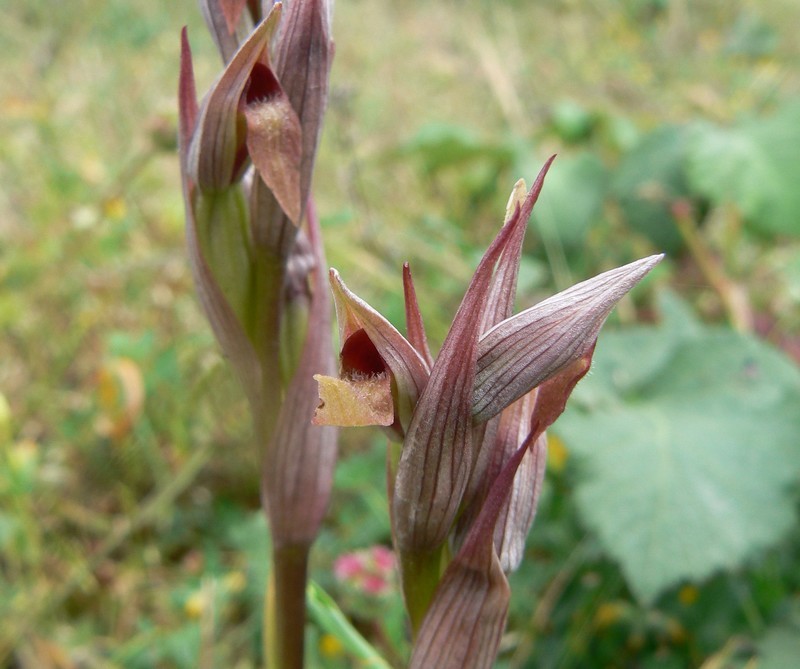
[466,159,554,510]
[473,254,664,423]
[178,28,199,181]
[403,263,434,369]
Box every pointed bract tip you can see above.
[178,27,198,173]
[617,253,665,280]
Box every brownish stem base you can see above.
[265,543,310,669]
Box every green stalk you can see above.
[249,251,285,427]
[265,543,311,669]
[249,241,312,668]
[400,545,445,639]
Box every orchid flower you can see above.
[314,158,662,665]
[178,2,335,667]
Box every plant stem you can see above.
[400,546,444,639]
[265,543,311,669]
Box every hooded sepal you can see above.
[187,7,281,191]
[314,270,430,433]
[273,0,333,212]
[473,254,664,423]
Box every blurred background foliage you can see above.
[1,0,800,667]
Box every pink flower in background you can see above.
[334,546,397,597]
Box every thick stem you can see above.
[265,542,311,669]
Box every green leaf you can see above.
[307,581,393,669]
[686,103,800,237]
[549,100,597,144]
[612,124,690,253]
[555,306,800,603]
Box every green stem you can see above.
[250,253,284,432]
[400,545,445,639]
[265,543,311,669]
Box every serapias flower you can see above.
[180,3,336,667]
[179,0,336,550]
[313,158,662,664]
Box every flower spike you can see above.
[313,159,662,651]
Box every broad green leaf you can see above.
[686,103,800,237]
[612,124,690,253]
[556,310,800,603]
[549,100,597,144]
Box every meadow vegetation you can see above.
[1,0,800,666]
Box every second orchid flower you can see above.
[314,158,662,667]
